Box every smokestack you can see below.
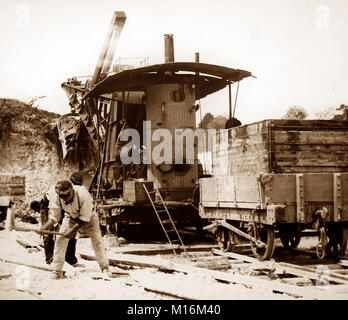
[195,52,200,63]
[164,34,175,63]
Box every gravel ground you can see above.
[0,221,319,301]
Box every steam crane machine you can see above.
[59,11,252,241]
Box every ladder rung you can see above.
[146,189,185,252]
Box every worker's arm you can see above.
[63,188,92,238]
[46,187,63,225]
[40,217,56,231]
[41,208,62,231]
[63,218,88,238]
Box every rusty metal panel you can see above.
[302,173,333,202]
[263,174,296,204]
[146,83,197,196]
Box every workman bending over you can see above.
[30,196,78,266]
[41,180,110,279]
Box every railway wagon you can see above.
[0,175,25,228]
[199,119,348,260]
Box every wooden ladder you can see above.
[143,184,187,255]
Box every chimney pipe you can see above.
[164,34,175,63]
[195,52,200,63]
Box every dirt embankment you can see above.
[0,98,79,205]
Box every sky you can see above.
[0,0,347,124]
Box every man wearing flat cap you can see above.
[70,171,83,186]
[42,179,110,279]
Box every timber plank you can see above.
[212,119,348,175]
[213,249,348,285]
[274,131,348,144]
[281,277,313,286]
[80,249,347,299]
[270,119,348,128]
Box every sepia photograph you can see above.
[0,0,348,310]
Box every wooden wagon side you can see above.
[0,175,26,229]
[200,172,348,224]
[211,119,348,175]
[200,119,348,260]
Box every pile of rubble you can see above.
[0,98,77,206]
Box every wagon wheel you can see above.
[215,227,232,252]
[326,224,348,258]
[249,224,275,261]
[280,230,301,249]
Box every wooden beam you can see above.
[0,257,53,272]
[0,257,75,274]
[17,289,43,300]
[80,250,347,299]
[212,248,256,263]
[220,220,266,246]
[213,249,348,285]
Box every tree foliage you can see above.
[198,112,214,129]
[198,113,229,129]
[334,104,348,120]
[206,115,228,129]
[315,104,348,120]
[282,106,308,120]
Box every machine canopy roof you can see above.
[84,62,252,100]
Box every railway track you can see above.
[199,248,348,287]
[79,242,348,300]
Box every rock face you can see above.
[0,98,79,203]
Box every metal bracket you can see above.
[266,205,286,224]
[334,173,342,222]
[296,174,305,223]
